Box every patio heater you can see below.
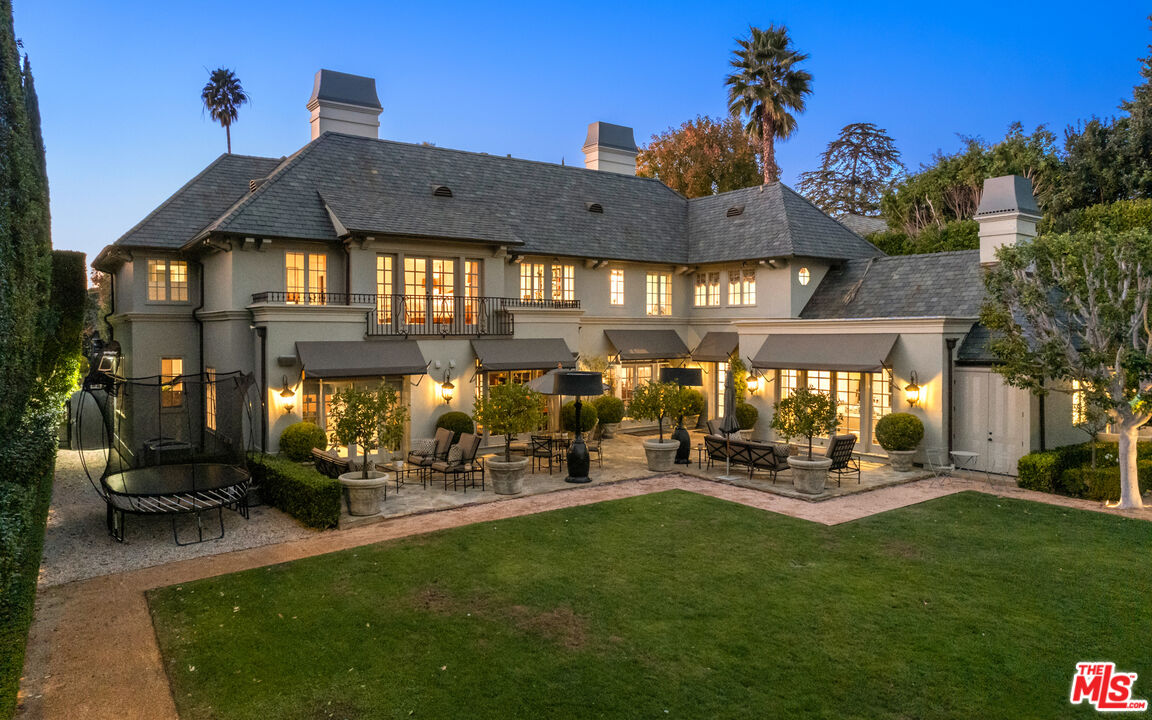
[659,367,702,465]
[554,371,603,484]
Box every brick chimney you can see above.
[582,121,637,175]
[975,175,1041,266]
[307,69,382,140]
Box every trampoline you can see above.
[77,339,259,545]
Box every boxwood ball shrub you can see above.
[592,394,625,424]
[734,401,758,430]
[682,388,705,418]
[279,422,328,461]
[561,401,598,432]
[874,413,924,451]
[435,411,475,443]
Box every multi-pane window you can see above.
[376,255,394,324]
[871,371,891,439]
[552,264,575,302]
[286,252,326,304]
[694,271,720,307]
[205,367,217,431]
[620,365,652,405]
[835,372,861,436]
[404,258,427,324]
[645,272,671,316]
[464,259,481,324]
[780,369,799,400]
[609,269,625,305]
[430,258,456,323]
[302,380,319,427]
[716,362,729,418]
[1072,379,1086,425]
[147,259,188,302]
[807,370,832,394]
[161,357,183,408]
[728,267,756,306]
[520,263,546,301]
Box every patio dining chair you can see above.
[925,447,954,481]
[825,434,860,486]
[585,424,603,468]
[529,434,553,474]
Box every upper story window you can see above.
[728,267,756,306]
[205,367,217,431]
[376,255,394,323]
[645,272,671,316]
[609,269,625,305]
[286,252,327,304]
[520,263,546,301]
[552,264,575,302]
[147,259,188,302]
[1072,379,1086,425]
[694,271,720,307]
[161,357,183,408]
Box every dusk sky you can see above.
[13,0,1151,264]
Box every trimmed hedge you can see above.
[248,455,341,529]
[734,402,758,430]
[1017,441,1152,499]
[435,411,475,444]
[561,401,598,432]
[875,413,924,451]
[591,395,625,424]
[279,422,327,462]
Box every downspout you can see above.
[343,239,351,305]
[946,338,957,455]
[1038,377,1046,452]
[104,271,116,342]
[255,325,268,452]
[193,261,206,446]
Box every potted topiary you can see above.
[328,382,408,515]
[875,412,924,471]
[592,394,625,437]
[472,383,544,494]
[627,381,689,472]
[279,421,327,462]
[561,400,598,434]
[435,410,475,444]
[734,401,759,437]
[682,388,705,430]
[770,386,840,494]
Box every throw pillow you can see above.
[412,439,435,457]
[446,444,464,466]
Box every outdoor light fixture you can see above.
[747,374,761,395]
[280,375,296,414]
[904,371,921,407]
[440,371,455,405]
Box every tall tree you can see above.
[725,25,812,184]
[636,115,762,198]
[982,229,1152,510]
[201,67,248,154]
[797,122,903,216]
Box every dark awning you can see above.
[604,329,690,361]
[471,338,576,372]
[296,340,428,378]
[691,331,740,362]
[750,333,898,372]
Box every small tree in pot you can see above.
[874,412,923,471]
[328,383,408,515]
[770,386,840,493]
[628,381,690,471]
[472,383,544,494]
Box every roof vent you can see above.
[586,202,604,214]
[432,185,453,198]
[726,205,744,217]
[249,178,267,193]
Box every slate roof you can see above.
[800,250,984,319]
[836,214,888,237]
[111,154,285,250]
[688,184,883,263]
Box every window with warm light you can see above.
[694,271,720,307]
[609,269,625,305]
[376,254,394,324]
[716,362,729,417]
[836,372,861,435]
[552,264,575,302]
[807,370,831,394]
[205,367,217,431]
[520,263,546,301]
[780,369,799,400]
[798,267,811,286]
[728,267,756,306]
[146,259,189,302]
[302,381,319,426]
[620,364,652,404]
[1072,379,1086,424]
[161,357,183,408]
[464,259,481,324]
[645,272,671,316]
[404,257,428,323]
[285,252,326,304]
[871,371,891,439]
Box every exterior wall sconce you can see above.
[440,371,455,405]
[904,371,921,407]
[280,375,296,414]
[746,374,761,395]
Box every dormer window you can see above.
[432,185,453,198]
[586,202,604,214]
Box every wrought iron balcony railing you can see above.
[250,291,377,305]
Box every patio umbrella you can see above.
[525,368,565,395]
[717,375,742,481]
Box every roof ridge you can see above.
[774,183,800,257]
[778,183,887,257]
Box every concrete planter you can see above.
[339,470,389,516]
[787,455,832,495]
[643,439,680,472]
[601,422,621,438]
[683,414,700,431]
[488,455,530,495]
[886,449,917,472]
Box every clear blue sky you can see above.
[13,0,1151,264]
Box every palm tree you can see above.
[201,68,248,154]
[725,25,813,184]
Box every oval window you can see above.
[798,267,810,285]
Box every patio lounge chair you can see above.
[429,433,484,491]
[311,448,350,479]
[407,427,454,476]
[825,434,860,486]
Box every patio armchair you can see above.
[407,427,454,475]
[428,433,485,491]
[529,434,554,474]
[825,434,860,486]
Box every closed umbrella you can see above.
[717,375,742,481]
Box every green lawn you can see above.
[148,491,1152,719]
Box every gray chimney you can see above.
[307,69,382,140]
[975,175,1041,266]
[582,121,637,175]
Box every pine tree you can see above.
[797,123,903,216]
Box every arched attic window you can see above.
[432,185,453,198]
[586,202,604,214]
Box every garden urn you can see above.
[787,455,832,494]
[339,470,389,515]
[488,455,530,495]
[643,439,680,472]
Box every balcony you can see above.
[250,291,377,305]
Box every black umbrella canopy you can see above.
[720,376,740,436]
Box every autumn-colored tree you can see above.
[797,122,903,216]
[725,25,813,184]
[636,115,761,198]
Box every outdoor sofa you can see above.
[703,434,792,482]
